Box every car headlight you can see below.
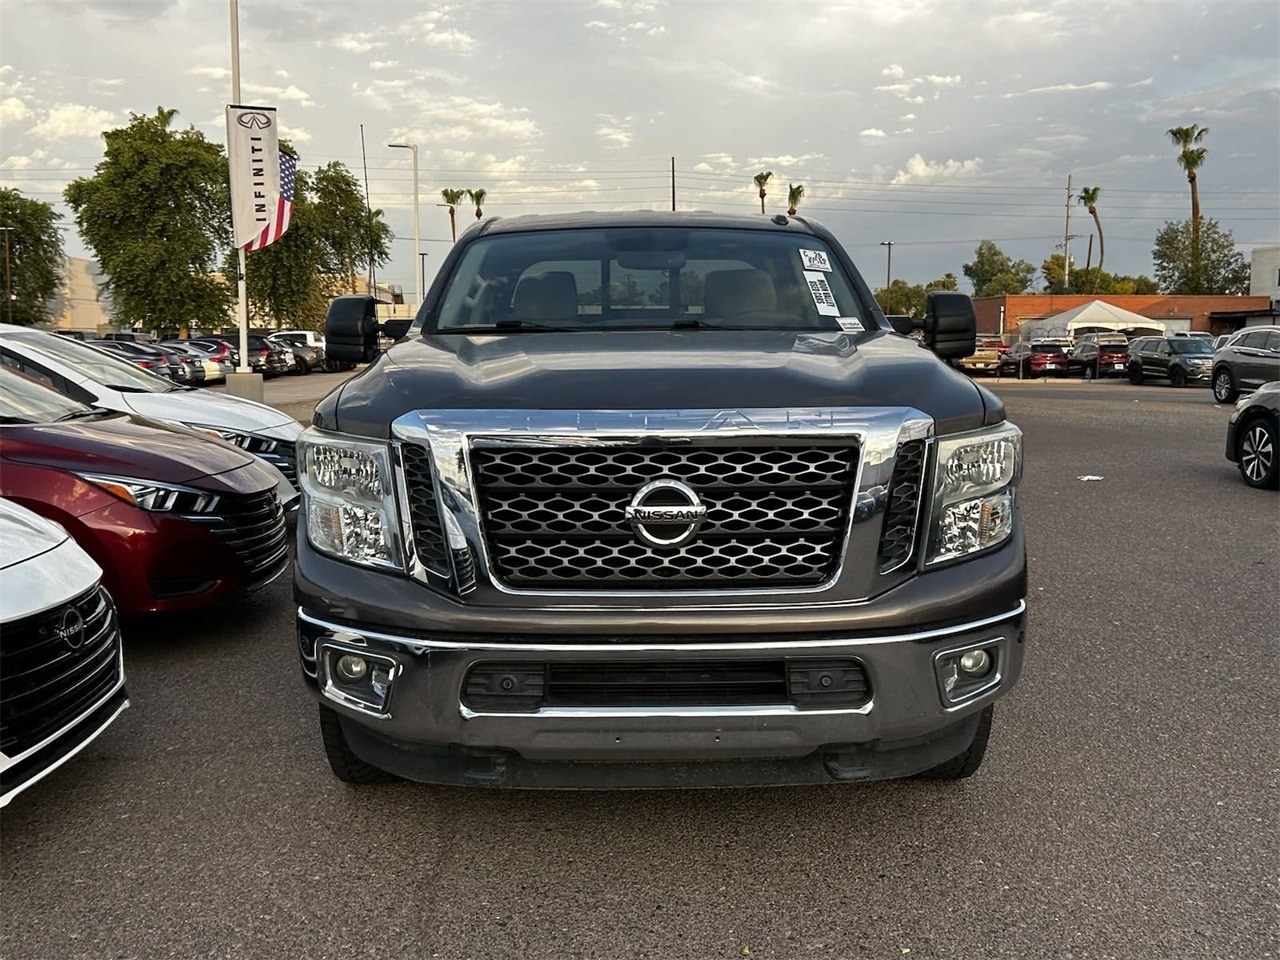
[297,427,403,571]
[78,474,221,514]
[926,423,1022,565]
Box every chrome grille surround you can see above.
[391,408,934,604]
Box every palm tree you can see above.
[467,188,487,220]
[753,171,773,215]
[787,183,805,216]
[440,188,467,242]
[1076,186,1104,293]
[1168,125,1208,282]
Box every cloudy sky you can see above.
[2,0,1277,300]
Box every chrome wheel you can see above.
[1239,419,1278,489]
[1213,369,1237,404]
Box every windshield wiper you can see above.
[0,415,38,425]
[104,384,152,393]
[54,408,108,422]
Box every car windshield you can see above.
[430,228,871,334]
[0,365,94,423]
[1032,345,1065,354]
[1170,339,1213,355]
[6,330,179,393]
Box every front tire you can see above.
[1238,417,1279,490]
[1128,364,1144,385]
[915,706,993,780]
[1170,367,1187,388]
[319,705,398,784]
[1213,367,1238,404]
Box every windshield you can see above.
[1032,345,1065,354]
[7,330,178,392]
[430,228,872,334]
[1170,339,1213,355]
[0,365,93,423]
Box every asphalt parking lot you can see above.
[2,376,1276,960]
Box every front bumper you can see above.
[296,532,1027,787]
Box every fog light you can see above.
[335,654,368,682]
[959,649,992,676]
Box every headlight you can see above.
[183,423,279,454]
[297,427,403,571]
[926,423,1021,565]
[78,474,221,514]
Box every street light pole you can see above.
[0,227,13,324]
[388,142,421,308]
[880,240,894,289]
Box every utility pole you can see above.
[880,240,894,290]
[389,142,421,307]
[1063,174,1073,288]
[670,157,676,211]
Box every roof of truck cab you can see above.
[469,210,825,238]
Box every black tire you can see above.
[297,358,311,375]
[1128,363,1144,385]
[1213,367,1238,404]
[1238,416,1279,490]
[915,706,993,780]
[318,705,398,784]
[1170,366,1187,388]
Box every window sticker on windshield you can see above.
[835,317,864,333]
[803,270,840,316]
[799,249,831,272]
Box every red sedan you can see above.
[0,367,288,615]
[996,341,1072,378]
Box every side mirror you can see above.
[922,292,976,360]
[381,317,412,342]
[885,314,917,336]
[325,295,380,363]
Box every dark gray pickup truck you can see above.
[297,211,1026,789]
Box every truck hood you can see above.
[1,412,260,485]
[324,329,996,439]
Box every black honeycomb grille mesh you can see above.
[401,443,451,575]
[877,439,927,573]
[468,443,857,589]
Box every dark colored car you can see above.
[1211,327,1280,403]
[84,339,173,379]
[0,367,289,615]
[996,341,1071,378]
[269,334,325,374]
[1128,336,1214,387]
[1074,341,1130,379]
[186,338,242,368]
[89,340,200,384]
[299,210,1026,790]
[1225,381,1278,489]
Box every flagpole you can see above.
[226,0,262,402]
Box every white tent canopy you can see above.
[1016,300,1167,340]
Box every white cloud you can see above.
[242,82,316,108]
[1,154,34,170]
[29,103,116,140]
[396,10,477,52]
[1128,77,1154,87]
[890,153,983,184]
[331,32,387,53]
[900,113,917,121]
[881,64,905,79]
[275,70,290,79]
[281,124,313,143]
[370,60,400,71]
[860,128,887,138]
[0,97,30,126]
[389,95,540,145]
[925,74,961,86]
[876,83,914,96]
[189,66,230,80]
[1003,81,1114,98]
[596,114,633,148]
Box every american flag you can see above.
[245,152,297,251]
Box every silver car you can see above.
[1212,326,1280,403]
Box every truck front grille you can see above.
[463,658,871,711]
[467,443,858,589]
[0,585,122,755]
[877,439,927,573]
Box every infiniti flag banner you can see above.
[226,104,282,250]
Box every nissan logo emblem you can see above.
[53,606,86,651]
[624,478,707,548]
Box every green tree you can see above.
[786,183,804,216]
[1040,254,1158,296]
[875,279,927,317]
[1168,124,1208,277]
[753,171,773,215]
[467,188,487,220]
[1077,186,1104,291]
[1152,218,1248,294]
[962,240,1035,297]
[64,107,232,332]
[441,188,467,242]
[312,161,391,294]
[925,272,959,292]
[0,189,65,326]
